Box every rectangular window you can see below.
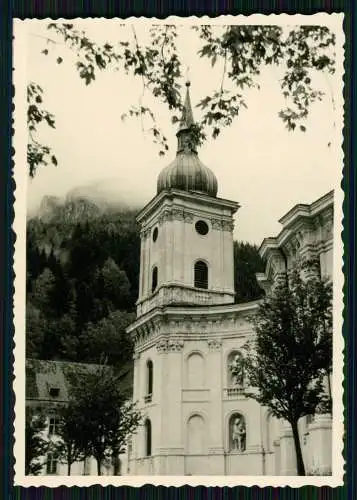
[46,452,58,475]
[48,416,57,436]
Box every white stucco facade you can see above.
[126,186,334,476]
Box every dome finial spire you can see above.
[177,78,196,153]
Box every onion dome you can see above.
[157,82,218,198]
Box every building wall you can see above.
[130,307,283,475]
[136,192,237,316]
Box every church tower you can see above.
[136,82,239,318]
[127,83,246,476]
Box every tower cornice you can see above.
[137,189,240,226]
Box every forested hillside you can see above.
[26,195,264,365]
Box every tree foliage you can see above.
[61,363,142,475]
[28,23,336,175]
[53,404,85,475]
[26,199,139,364]
[25,406,50,475]
[233,241,265,303]
[235,258,332,475]
[26,196,263,363]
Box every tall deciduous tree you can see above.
[25,406,50,475]
[235,259,332,476]
[54,404,85,475]
[28,23,336,176]
[64,363,141,475]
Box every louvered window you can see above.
[194,260,208,289]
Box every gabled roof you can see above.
[26,359,133,403]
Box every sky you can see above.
[21,18,343,244]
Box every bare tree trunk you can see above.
[291,420,305,476]
[327,371,332,414]
[67,449,72,476]
[96,457,102,475]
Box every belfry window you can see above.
[194,260,208,289]
[152,266,158,293]
[144,419,152,456]
[145,360,153,403]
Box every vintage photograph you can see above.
[13,15,344,485]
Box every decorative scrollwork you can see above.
[207,339,222,351]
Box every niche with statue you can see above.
[227,350,245,390]
[229,413,246,452]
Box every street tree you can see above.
[65,362,141,475]
[54,404,85,475]
[28,23,336,176]
[234,258,333,475]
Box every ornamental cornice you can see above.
[210,218,234,232]
[167,339,184,352]
[132,317,161,346]
[211,218,222,230]
[140,228,150,239]
[155,338,184,353]
[172,208,185,221]
[155,207,200,225]
[222,220,234,232]
[207,338,222,350]
[183,213,194,223]
[156,338,169,353]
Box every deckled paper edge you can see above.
[12,13,345,487]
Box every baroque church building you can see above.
[126,83,334,476]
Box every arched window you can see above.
[228,413,246,452]
[187,352,205,389]
[194,260,208,289]
[187,414,206,454]
[152,266,158,293]
[144,419,152,456]
[146,360,153,402]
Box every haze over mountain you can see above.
[28,178,148,220]
[26,191,264,364]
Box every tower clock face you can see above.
[195,220,209,236]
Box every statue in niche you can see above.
[229,352,245,387]
[231,415,246,452]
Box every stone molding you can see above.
[136,285,235,317]
[208,446,225,455]
[207,338,222,350]
[131,311,254,349]
[211,218,234,232]
[140,208,235,234]
[210,218,222,230]
[155,338,184,353]
[156,447,185,455]
[168,339,184,352]
[156,338,169,353]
